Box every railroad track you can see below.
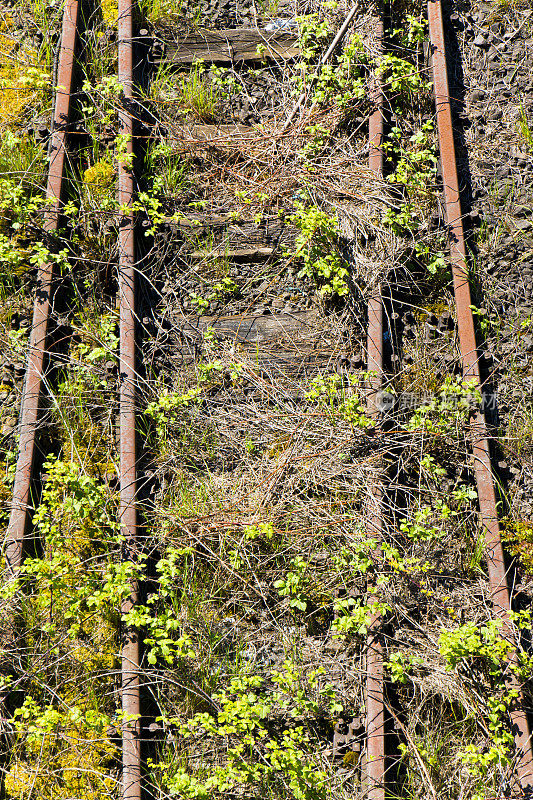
[2,0,533,797]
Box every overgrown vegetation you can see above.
[0,0,531,798]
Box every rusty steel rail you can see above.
[365,11,386,800]
[428,0,533,791]
[118,0,142,797]
[4,0,80,575]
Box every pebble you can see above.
[461,3,533,454]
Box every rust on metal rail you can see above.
[365,11,386,800]
[428,0,533,790]
[4,0,80,575]
[118,0,141,797]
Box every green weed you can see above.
[178,62,221,122]
[145,140,190,196]
[290,202,350,296]
[517,103,533,151]
[140,0,185,23]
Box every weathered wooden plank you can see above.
[189,247,275,261]
[181,311,317,343]
[169,213,235,230]
[166,216,298,251]
[165,311,338,383]
[158,28,299,64]
[173,123,252,141]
